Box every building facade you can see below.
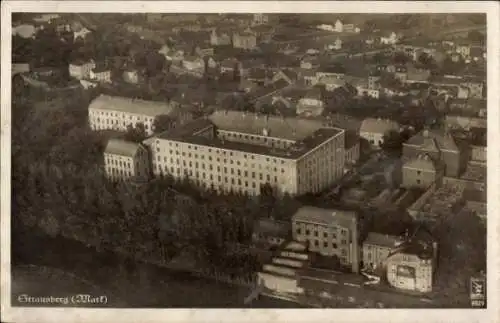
[104,139,150,182]
[233,32,257,50]
[386,251,434,293]
[362,233,403,272]
[69,60,96,80]
[89,67,111,83]
[292,206,359,273]
[146,111,345,196]
[88,94,185,136]
[360,118,400,149]
[402,154,445,189]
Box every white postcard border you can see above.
[1,2,499,323]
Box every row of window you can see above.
[107,167,133,177]
[105,158,132,168]
[157,140,288,165]
[155,165,281,188]
[90,110,156,122]
[156,156,287,175]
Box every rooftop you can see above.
[253,218,290,238]
[104,139,142,157]
[404,129,459,152]
[89,94,177,117]
[292,206,356,228]
[360,118,400,135]
[461,162,486,183]
[157,113,343,159]
[363,232,403,249]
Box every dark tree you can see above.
[153,114,175,133]
[467,30,485,44]
[393,51,410,65]
[124,122,147,142]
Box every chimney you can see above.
[423,129,429,137]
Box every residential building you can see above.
[182,55,206,73]
[359,118,400,148]
[89,65,111,83]
[300,56,320,70]
[386,244,435,293]
[403,129,463,178]
[195,46,215,57]
[292,206,360,273]
[253,13,269,25]
[210,28,231,46]
[233,31,257,50]
[104,139,150,182]
[325,38,343,51]
[88,94,185,135]
[220,57,242,75]
[73,27,92,41]
[334,19,344,32]
[296,87,325,117]
[146,111,346,196]
[405,67,431,85]
[402,154,445,189]
[344,131,360,166]
[122,68,141,84]
[380,32,399,45]
[318,75,346,92]
[362,233,403,272]
[68,59,96,80]
[272,69,299,85]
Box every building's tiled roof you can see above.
[104,139,142,157]
[292,206,356,228]
[303,86,322,100]
[89,94,176,117]
[363,232,403,249]
[208,110,324,141]
[405,129,459,152]
[156,112,343,159]
[360,118,399,135]
[246,79,290,101]
[253,218,290,238]
[318,76,346,87]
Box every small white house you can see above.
[360,118,400,148]
[380,32,399,45]
[69,59,96,80]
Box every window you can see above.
[323,232,328,238]
[332,243,338,249]
[323,242,328,248]
[306,229,310,235]
[314,231,318,237]
[314,240,319,247]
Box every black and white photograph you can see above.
[1,1,499,323]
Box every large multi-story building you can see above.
[291,206,359,273]
[88,95,190,136]
[146,111,345,196]
[103,139,150,182]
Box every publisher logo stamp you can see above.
[469,276,486,308]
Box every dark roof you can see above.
[104,139,142,157]
[156,112,343,159]
[247,79,290,102]
[253,218,290,237]
[292,206,356,228]
[318,64,346,74]
[405,129,459,152]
